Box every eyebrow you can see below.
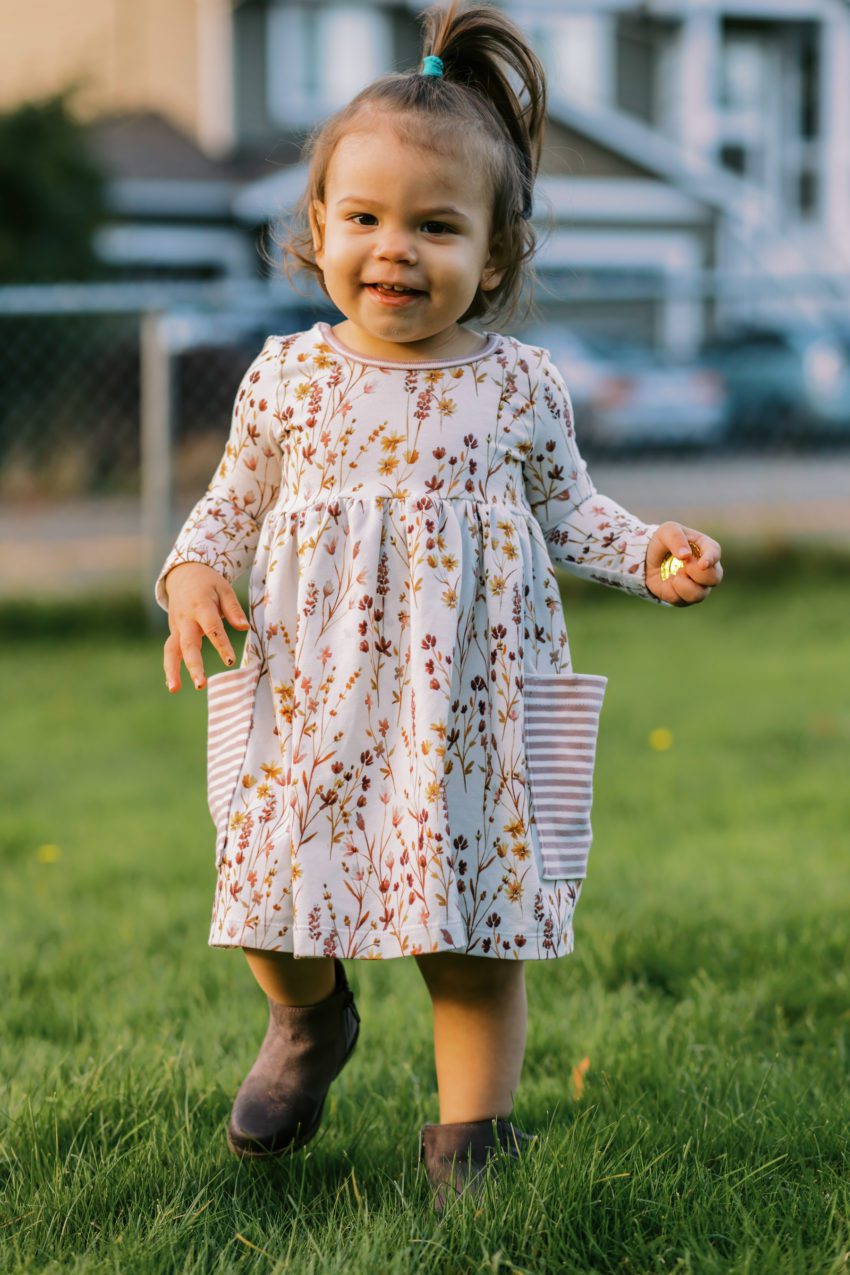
[335,196,471,223]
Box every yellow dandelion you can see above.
[36,843,61,863]
[648,728,673,751]
[571,1056,590,1100]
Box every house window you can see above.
[267,3,392,127]
[527,15,611,108]
[720,36,764,109]
[717,26,770,189]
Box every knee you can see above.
[415,951,523,998]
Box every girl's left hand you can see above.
[645,522,724,606]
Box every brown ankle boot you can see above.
[226,957,360,1158]
[418,1116,538,1213]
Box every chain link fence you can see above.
[1,280,848,618]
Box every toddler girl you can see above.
[155,0,723,1212]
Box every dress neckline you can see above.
[315,321,501,368]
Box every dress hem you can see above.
[209,921,577,960]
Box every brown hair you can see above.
[270,0,550,330]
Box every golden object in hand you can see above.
[659,539,702,582]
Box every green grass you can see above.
[1,541,849,1273]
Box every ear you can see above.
[480,262,505,293]
[309,199,326,264]
[479,239,506,293]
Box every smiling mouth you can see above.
[364,283,426,296]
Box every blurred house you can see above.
[2,0,848,351]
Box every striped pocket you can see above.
[206,664,261,867]
[523,671,608,880]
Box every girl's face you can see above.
[310,116,505,361]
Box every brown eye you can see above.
[348,214,453,233]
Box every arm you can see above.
[521,348,674,607]
[154,338,284,612]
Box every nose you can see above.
[373,225,417,264]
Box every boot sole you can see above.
[225,1008,361,1159]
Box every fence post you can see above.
[140,310,174,632]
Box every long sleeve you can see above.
[153,338,284,613]
[522,348,674,607]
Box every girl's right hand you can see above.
[162,562,250,693]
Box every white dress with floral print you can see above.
[155,321,672,960]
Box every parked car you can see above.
[699,322,850,446]
[516,324,728,453]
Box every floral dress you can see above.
[155,321,672,960]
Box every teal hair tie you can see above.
[421,54,444,77]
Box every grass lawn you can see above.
[1,541,848,1273]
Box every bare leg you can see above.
[241,949,336,1006]
[414,952,528,1124]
